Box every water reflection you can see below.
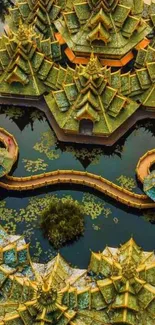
[0,105,155,266]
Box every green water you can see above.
[0,106,155,268]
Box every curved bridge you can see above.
[136,149,155,183]
[0,127,155,209]
[0,128,18,163]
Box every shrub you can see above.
[40,197,85,248]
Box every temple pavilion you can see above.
[45,53,139,136]
[54,0,151,65]
[0,226,155,325]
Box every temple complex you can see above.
[1,2,155,325]
[0,0,155,142]
[0,226,155,325]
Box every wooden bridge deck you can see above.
[0,127,155,209]
[136,149,155,182]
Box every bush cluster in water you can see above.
[40,197,85,248]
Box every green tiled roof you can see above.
[9,0,62,61]
[54,0,151,60]
[45,54,139,135]
[0,226,155,325]
[0,23,74,96]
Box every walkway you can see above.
[0,127,18,163]
[1,171,154,208]
[136,149,155,182]
[0,128,155,209]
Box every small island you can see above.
[41,197,85,248]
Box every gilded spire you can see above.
[13,20,36,46]
[78,53,104,80]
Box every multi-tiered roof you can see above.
[0,22,74,96]
[0,226,155,325]
[0,0,155,143]
[9,0,62,60]
[45,53,139,135]
[55,0,151,65]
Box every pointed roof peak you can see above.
[79,53,103,78]
[91,0,118,12]
[15,21,36,45]
[120,237,140,249]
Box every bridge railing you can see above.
[0,127,19,162]
[4,169,152,208]
[136,149,155,182]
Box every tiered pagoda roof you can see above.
[134,44,155,107]
[54,0,151,65]
[9,0,62,60]
[88,237,155,325]
[45,54,139,136]
[0,22,74,96]
[0,226,155,325]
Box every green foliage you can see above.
[41,197,85,248]
[22,158,48,172]
[116,175,136,191]
[0,193,111,259]
[33,130,59,160]
[92,224,101,231]
[82,193,112,219]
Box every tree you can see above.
[40,197,85,248]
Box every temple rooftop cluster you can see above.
[0,226,155,325]
[1,0,155,143]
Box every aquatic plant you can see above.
[0,193,111,259]
[41,197,85,248]
[82,193,112,219]
[22,158,48,172]
[92,224,101,231]
[116,175,136,191]
[33,130,59,160]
